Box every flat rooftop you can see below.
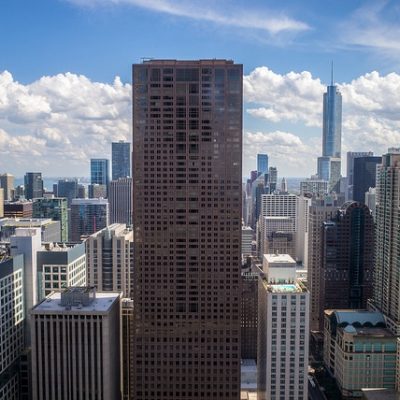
[264,253,296,264]
[32,291,120,314]
[361,389,400,400]
[261,279,306,293]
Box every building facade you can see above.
[86,223,134,297]
[57,179,78,207]
[299,179,328,197]
[109,177,133,226]
[257,254,309,400]
[91,158,110,189]
[32,197,68,241]
[257,154,268,176]
[24,172,43,200]
[0,218,61,242]
[31,287,121,400]
[70,198,109,241]
[353,156,382,204]
[37,242,86,298]
[346,151,374,200]
[0,173,15,201]
[112,140,131,180]
[4,201,33,218]
[132,59,242,400]
[0,254,24,400]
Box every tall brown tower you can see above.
[132,60,242,400]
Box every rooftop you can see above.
[325,309,385,326]
[340,325,394,338]
[264,253,296,264]
[31,290,120,314]
[361,389,400,400]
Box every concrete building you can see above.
[4,201,33,218]
[10,227,41,344]
[31,287,121,400]
[0,188,3,218]
[241,271,258,360]
[0,217,61,242]
[296,196,311,268]
[24,172,43,200]
[257,254,309,400]
[109,177,132,226]
[371,150,400,335]
[324,310,396,398]
[70,198,109,241]
[88,183,107,199]
[121,298,134,400]
[112,140,131,180]
[32,197,68,241]
[0,173,15,201]
[132,59,242,400]
[365,187,376,218]
[307,196,338,332]
[0,254,24,400]
[299,179,328,197]
[86,223,133,297]
[37,242,86,298]
[242,226,254,258]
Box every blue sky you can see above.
[1,0,400,177]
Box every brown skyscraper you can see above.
[132,60,242,400]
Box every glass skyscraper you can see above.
[112,141,131,180]
[317,79,342,193]
[257,154,268,176]
[90,158,110,187]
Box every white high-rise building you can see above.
[10,227,41,343]
[257,254,309,400]
[242,226,254,258]
[0,254,24,400]
[296,196,312,268]
[86,223,134,297]
[365,187,376,218]
[31,287,121,400]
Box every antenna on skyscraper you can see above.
[331,60,334,86]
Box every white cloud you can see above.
[66,0,309,35]
[244,67,324,127]
[0,71,131,176]
[244,67,400,175]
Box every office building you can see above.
[70,198,109,241]
[317,75,342,193]
[24,172,43,200]
[0,173,14,201]
[307,196,338,331]
[31,287,121,400]
[0,254,24,400]
[37,242,86,298]
[257,154,268,176]
[365,187,376,218]
[241,270,258,360]
[132,59,242,400]
[0,218,61,242]
[57,179,78,207]
[242,226,254,258]
[10,227,41,344]
[109,177,132,225]
[347,151,374,200]
[32,197,68,241]
[86,223,133,297]
[280,177,288,194]
[353,156,382,203]
[318,202,374,329]
[77,183,86,198]
[88,183,107,199]
[121,298,134,400]
[257,254,309,400]
[4,201,33,218]
[295,196,311,267]
[324,310,396,397]
[372,150,400,334]
[268,166,278,193]
[91,158,110,189]
[0,188,3,218]
[112,140,131,180]
[299,179,328,197]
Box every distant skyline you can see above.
[1,0,400,177]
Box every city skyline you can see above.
[1,1,400,177]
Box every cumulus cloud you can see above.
[244,67,324,127]
[0,71,131,176]
[244,67,400,174]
